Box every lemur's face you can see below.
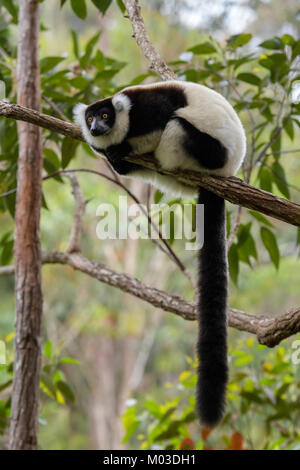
[85,99,115,137]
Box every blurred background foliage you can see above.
[0,0,299,450]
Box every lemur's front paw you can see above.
[105,145,123,163]
[104,146,132,175]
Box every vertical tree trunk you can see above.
[8,0,43,450]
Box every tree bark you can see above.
[9,0,43,450]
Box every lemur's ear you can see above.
[114,99,124,112]
[112,94,131,113]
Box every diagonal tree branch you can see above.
[1,253,299,348]
[0,101,299,226]
[123,0,176,80]
[0,101,83,140]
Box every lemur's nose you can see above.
[90,128,99,136]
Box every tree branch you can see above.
[0,101,299,226]
[1,253,299,348]
[0,101,83,140]
[123,0,176,80]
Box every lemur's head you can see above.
[85,98,115,137]
[73,93,131,147]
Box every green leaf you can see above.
[284,118,294,141]
[91,0,112,14]
[70,0,87,19]
[129,73,154,86]
[258,167,273,193]
[238,232,257,265]
[71,30,80,59]
[40,56,65,74]
[259,37,283,50]
[2,0,18,23]
[188,42,217,55]
[145,399,162,418]
[227,33,252,49]
[237,73,261,86]
[121,420,140,444]
[259,53,289,83]
[40,372,56,398]
[237,223,252,248]
[154,190,164,204]
[80,32,101,69]
[56,381,75,402]
[44,340,52,359]
[0,379,13,392]
[249,210,273,227]
[43,148,60,169]
[92,50,105,72]
[271,161,290,199]
[235,355,253,366]
[70,76,90,89]
[5,192,16,219]
[270,127,281,155]
[43,159,63,183]
[292,40,300,61]
[228,243,239,285]
[42,192,49,211]
[1,240,13,265]
[61,137,78,169]
[297,227,300,249]
[116,0,125,13]
[281,34,295,46]
[260,227,280,269]
[59,357,80,365]
[53,370,65,384]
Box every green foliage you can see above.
[40,340,79,405]
[122,340,300,450]
[260,227,280,269]
[0,336,79,436]
[60,0,118,18]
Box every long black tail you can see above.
[196,187,228,428]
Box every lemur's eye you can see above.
[87,117,93,123]
[102,113,108,119]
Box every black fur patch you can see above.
[92,142,141,175]
[175,117,227,170]
[123,84,187,138]
[197,187,228,427]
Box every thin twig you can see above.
[42,94,69,122]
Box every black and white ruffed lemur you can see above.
[74,80,246,427]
